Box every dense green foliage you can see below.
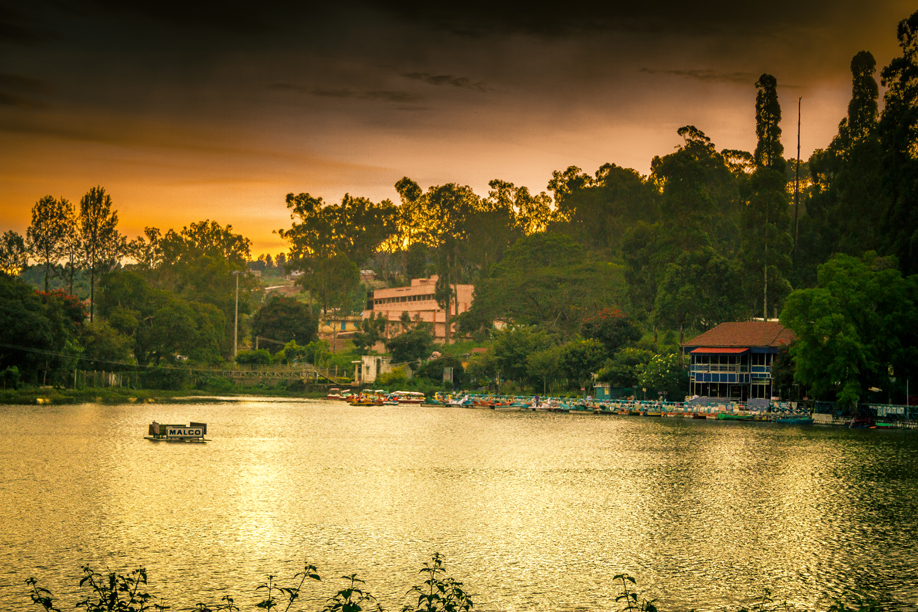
[8,9,918,401]
[385,323,435,364]
[780,253,918,407]
[251,297,319,354]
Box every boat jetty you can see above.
[145,421,209,443]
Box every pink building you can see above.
[363,276,473,343]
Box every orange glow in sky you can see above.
[0,1,911,255]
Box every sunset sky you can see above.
[1,0,914,254]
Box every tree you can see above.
[0,230,27,277]
[753,74,785,173]
[621,222,665,325]
[526,345,565,394]
[580,308,642,356]
[598,347,654,389]
[0,275,85,384]
[486,179,555,236]
[879,10,918,275]
[27,196,71,291]
[97,270,163,365]
[146,298,225,364]
[98,270,226,365]
[781,253,918,408]
[742,76,791,318]
[415,355,465,387]
[384,323,434,364]
[126,227,163,270]
[250,296,318,354]
[560,338,606,390]
[352,312,388,354]
[552,163,657,258]
[651,126,739,254]
[154,220,255,357]
[78,320,134,370]
[59,204,82,296]
[78,186,125,322]
[547,165,593,209]
[470,233,628,340]
[638,352,689,400]
[488,325,555,386]
[295,253,360,315]
[236,349,272,365]
[280,192,397,264]
[654,248,744,344]
[802,51,884,278]
[741,167,792,318]
[417,183,479,344]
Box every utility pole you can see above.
[233,271,243,358]
[793,97,802,263]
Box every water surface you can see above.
[1,399,916,611]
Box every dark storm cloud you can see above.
[359,0,873,38]
[402,72,490,92]
[640,68,758,86]
[83,0,277,34]
[269,82,424,104]
[0,73,51,108]
[0,6,44,43]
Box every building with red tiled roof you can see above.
[682,321,796,401]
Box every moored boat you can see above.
[391,391,426,404]
[718,412,756,421]
[775,416,814,425]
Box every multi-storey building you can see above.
[682,321,795,401]
[363,276,474,343]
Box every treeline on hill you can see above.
[4,10,918,404]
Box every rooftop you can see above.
[682,321,795,348]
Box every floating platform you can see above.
[144,421,209,443]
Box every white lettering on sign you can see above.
[167,428,203,437]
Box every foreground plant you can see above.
[320,574,381,612]
[403,553,473,612]
[25,555,469,612]
[28,566,165,612]
[254,562,321,612]
[614,573,656,612]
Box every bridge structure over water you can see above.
[208,364,345,385]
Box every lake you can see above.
[1,399,917,611]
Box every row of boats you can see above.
[326,390,815,424]
[426,393,815,423]
[327,388,427,406]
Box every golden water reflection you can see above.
[1,401,916,611]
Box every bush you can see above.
[1,365,21,390]
[205,377,236,393]
[414,356,464,387]
[376,366,408,387]
[138,367,192,391]
[236,349,272,365]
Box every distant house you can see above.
[318,314,363,351]
[682,321,795,401]
[363,275,474,343]
[354,355,411,384]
